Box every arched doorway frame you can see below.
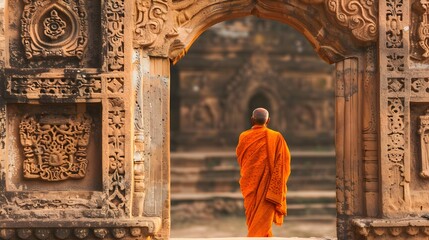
[133,1,378,239]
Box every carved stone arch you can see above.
[130,1,379,239]
[133,0,377,64]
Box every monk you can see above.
[236,108,291,237]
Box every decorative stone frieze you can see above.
[7,76,102,99]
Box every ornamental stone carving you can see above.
[134,0,168,47]
[133,0,378,63]
[19,113,92,181]
[419,109,429,178]
[43,10,67,40]
[325,0,378,42]
[419,0,429,58]
[21,0,88,59]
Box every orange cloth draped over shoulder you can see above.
[236,125,291,237]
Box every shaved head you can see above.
[252,108,269,125]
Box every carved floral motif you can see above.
[107,99,126,215]
[106,0,125,71]
[386,0,404,48]
[387,53,405,71]
[325,0,378,42]
[43,10,67,40]
[411,78,429,93]
[21,0,88,59]
[19,113,92,181]
[134,0,168,47]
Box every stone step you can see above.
[171,172,335,193]
[171,150,336,193]
[171,191,336,221]
[171,150,336,169]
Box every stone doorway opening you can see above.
[169,16,337,238]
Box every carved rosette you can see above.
[21,0,88,59]
[19,113,92,181]
[325,0,378,42]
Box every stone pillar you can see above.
[335,58,364,239]
[352,0,429,239]
[0,0,163,239]
[131,51,170,238]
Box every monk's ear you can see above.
[266,118,271,125]
[251,117,255,125]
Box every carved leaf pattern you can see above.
[325,0,377,42]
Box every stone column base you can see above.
[0,218,161,240]
[352,218,429,239]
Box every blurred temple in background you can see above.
[170,17,337,238]
[171,17,335,151]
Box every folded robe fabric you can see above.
[236,125,291,237]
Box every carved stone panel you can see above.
[21,0,88,59]
[19,113,92,181]
[7,103,102,191]
[8,0,102,68]
[418,108,429,178]
[411,0,429,64]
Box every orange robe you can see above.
[236,125,291,237]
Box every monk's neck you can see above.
[252,124,267,130]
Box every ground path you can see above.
[171,216,336,239]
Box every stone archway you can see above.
[133,1,378,239]
[4,0,429,239]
